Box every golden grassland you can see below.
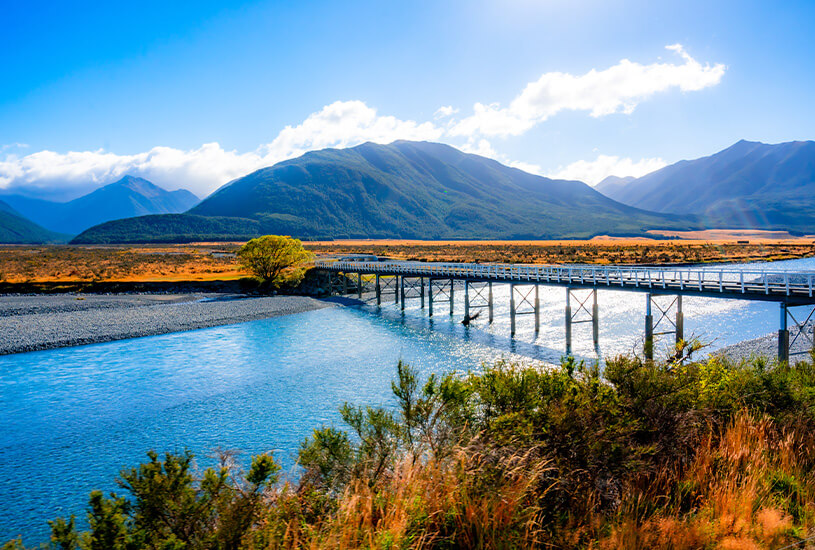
[304,238,815,265]
[1,237,814,284]
[0,244,247,283]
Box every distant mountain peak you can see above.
[595,138,815,232]
[1,176,199,235]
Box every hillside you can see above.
[190,140,694,239]
[595,175,636,196]
[75,141,693,243]
[3,176,199,235]
[598,140,815,232]
[0,199,67,244]
[71,214,263,244]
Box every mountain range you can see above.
[596,140,815,232]
[73,141,691,243]
[0,199,67,244]
[4,138,815,245]
[2,176,199,235]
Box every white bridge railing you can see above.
[314,259,815,299]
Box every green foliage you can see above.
[299,361,466,494]
[28,449,281,550]
[71,214,264,245]
[237,235,312,286]
[0,199,66,244]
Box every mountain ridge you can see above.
[2,176,200,235]
[0,199,68,243]
[598,139,815,231]
[75,140,694,243]
[186,140,692,239]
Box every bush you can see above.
[237,235,312,287]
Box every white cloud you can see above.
[0,101,443,199]
[0,45,723,198]
[547,154,667,185]
[459,138,498,158]
[507,159,543,175]
[434,105,459,119]
[262,100,442,161]
[449,44,725,137]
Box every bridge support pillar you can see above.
[464,281,470,320]
[566,288,599,356]
[676,295,684,344]
[428,279,434,317]
[509,283,538,338]
[645,293,654,360]
[778,303,815,364]
[450,279,454,316]
[510,283,516,336]
[343,273,348,295]
[394,276,399,305]
[488,282,494,324]
[400,276,405,310]
[463,281,491,324]
[565,289,572,355]
[376,274,381,306]
[357,273,362,299]
[592,290,600,353]
[420,277,425,309]
[779,302,790,364]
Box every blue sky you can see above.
[1,0,814,199]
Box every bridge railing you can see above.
[314,260,815,297]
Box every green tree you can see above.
[237,235,312,286]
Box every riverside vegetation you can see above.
[7,346,815,549]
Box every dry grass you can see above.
[305,240,815,265]
[245,413,815,549]
[0,244,248,283]
[597,413,812,549]
[2,238,814,285]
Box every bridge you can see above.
[313,259,815,362]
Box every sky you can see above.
[1,0,813,200]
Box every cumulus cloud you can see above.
[449,44,725,137]
[0,101,443,199]
[0,45,723,198]
[434,105,459,119]
[547,155,667,185]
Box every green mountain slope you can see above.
[0,199,67,243]
[71,214,263,244]
[73,141,695,243]
[598,140,815,231]
[3,176,199,235]
[189,140,692,239]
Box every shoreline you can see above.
[0,293,332,356]
[715,322,814,364]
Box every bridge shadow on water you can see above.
[325,296,601,367]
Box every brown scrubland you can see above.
[2,238,814,284]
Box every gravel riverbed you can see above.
[716,321,814,364]
[0,294,331,355]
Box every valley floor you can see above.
[0,293,330,355]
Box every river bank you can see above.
[0,293,331,355]
[716,321,814,364]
